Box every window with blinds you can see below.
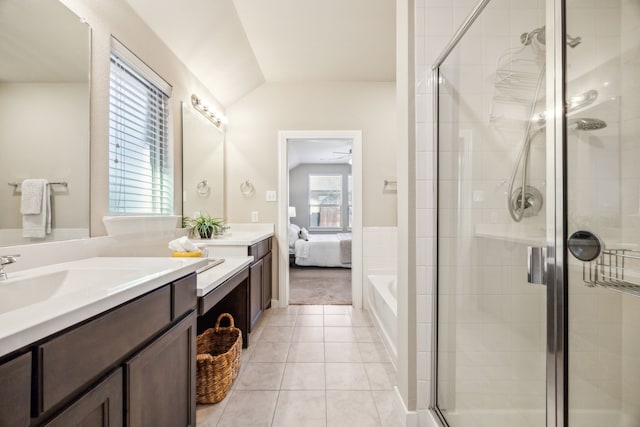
[108,38,173,214]
[309,175,342,229]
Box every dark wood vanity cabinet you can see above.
[262,251,272,310]
[125,312,196,427]
[43,368,123,427]
[248,237,273,330]
[0,272,198,427]
[249,258,264,328]
[0,351,32,427]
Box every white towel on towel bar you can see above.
[22,180,51,238]
[20,179,46,214]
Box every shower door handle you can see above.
[527,246,547,285]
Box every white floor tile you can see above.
[261,326,294,342]
[365,363,397,390]
[216,390,278,427]
[326,390,381,426]
[326,363,370,390]
[325,342,362,363]
[250,341,290,363]
[373,390,404,427]
[281,363,325,390]
[297,305,324,314]
[324,327,357,342]
[287,342,325,362]
[235,363,285,390]
[324,305,351,314]
[296,314,324,326]
[324,314,353,326]
[272,390,326,427]
[196,305,400,427]
[359,342,392,363]
[291,326,324,342]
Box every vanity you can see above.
[0,257,207,427]
[194,224,274,331]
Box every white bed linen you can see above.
[294,233,351,268]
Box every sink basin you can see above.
[0,268,144,315]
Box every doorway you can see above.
[278,130,363,309]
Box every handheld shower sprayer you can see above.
[521,26,582,49]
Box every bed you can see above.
[288,224,351,268]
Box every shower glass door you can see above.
[565,0,640,425]
[434,1,548,426]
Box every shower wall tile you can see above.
[425,8,454,36]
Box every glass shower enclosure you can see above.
[431,0,640,426]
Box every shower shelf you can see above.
[583,249,640,298]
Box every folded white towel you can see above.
[168,239,186,252]
[180,236,198,252]
[22,182,51,238]
[168,236,199,252]
[20,179,46,214]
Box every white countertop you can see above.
[190,223,274,247]
[0,257,207,357]
[196,256,254,296]
[191,230,273,247]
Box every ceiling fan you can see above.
[321,148,352,161]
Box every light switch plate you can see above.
[266,190,277,202]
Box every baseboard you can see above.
[394,387,418,427]
[271,299,280,308]
[419,409,443,427]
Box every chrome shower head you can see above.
[569,118,607,131]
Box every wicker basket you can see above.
[196,313,243,404]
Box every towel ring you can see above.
[240,180,255,197]
[197,180,210,196]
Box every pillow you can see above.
[288,223,301,248]
[299,227,309,241]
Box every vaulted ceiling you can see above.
[123,0,396,107]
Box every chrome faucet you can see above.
[0,255,19,281]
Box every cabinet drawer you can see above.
[44,368,123,427]
[37,286,171,415]
[172,273,197,319]
[249,238,271,261]
[0,352,31,427]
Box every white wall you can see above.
[225,81,397,227]
[225,81,396,302]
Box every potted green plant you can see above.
[183,213,225,239]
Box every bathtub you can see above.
[367,273,397,363]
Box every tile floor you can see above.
[196,305,404,427]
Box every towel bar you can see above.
[7,181,69,191]
[8,181,68,189]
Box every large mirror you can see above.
[0,0,91,247]
[182,102,225,220]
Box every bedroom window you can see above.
[309,175,342,229]
[108,38,173,214]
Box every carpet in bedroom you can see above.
[289,266,352,305]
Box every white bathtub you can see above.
[368,273,397,363]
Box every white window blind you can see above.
[108,39,173,214]
[309,175,342,228]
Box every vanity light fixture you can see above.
[191,94,228,127]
